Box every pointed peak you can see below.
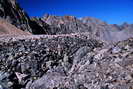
[63,16,76,21]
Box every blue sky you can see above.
[18,0,133,24]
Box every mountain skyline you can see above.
[18,0,133,24]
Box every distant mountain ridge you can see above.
[0,0,133,42]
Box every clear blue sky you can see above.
[18,0,133,24]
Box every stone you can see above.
[100,85,109,89]
[112,46,121,53]
[0,85,3,89]
[78,84,88,89]
[15,72,28,83]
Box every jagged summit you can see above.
[81,17,107,25]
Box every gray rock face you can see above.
[42,15,90,34]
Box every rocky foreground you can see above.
[0,34,133,89]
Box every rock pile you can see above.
[0,35,133,89]
[0,35,103,89]
[29,37,133,89]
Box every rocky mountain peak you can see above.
[42,15,77,26]
[63,16,76,21]
[121,22,130,29]
[81,17,107,26]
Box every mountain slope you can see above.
[0,19,31,35]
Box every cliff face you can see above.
[29,17,60,35]
[0,0,32,32]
